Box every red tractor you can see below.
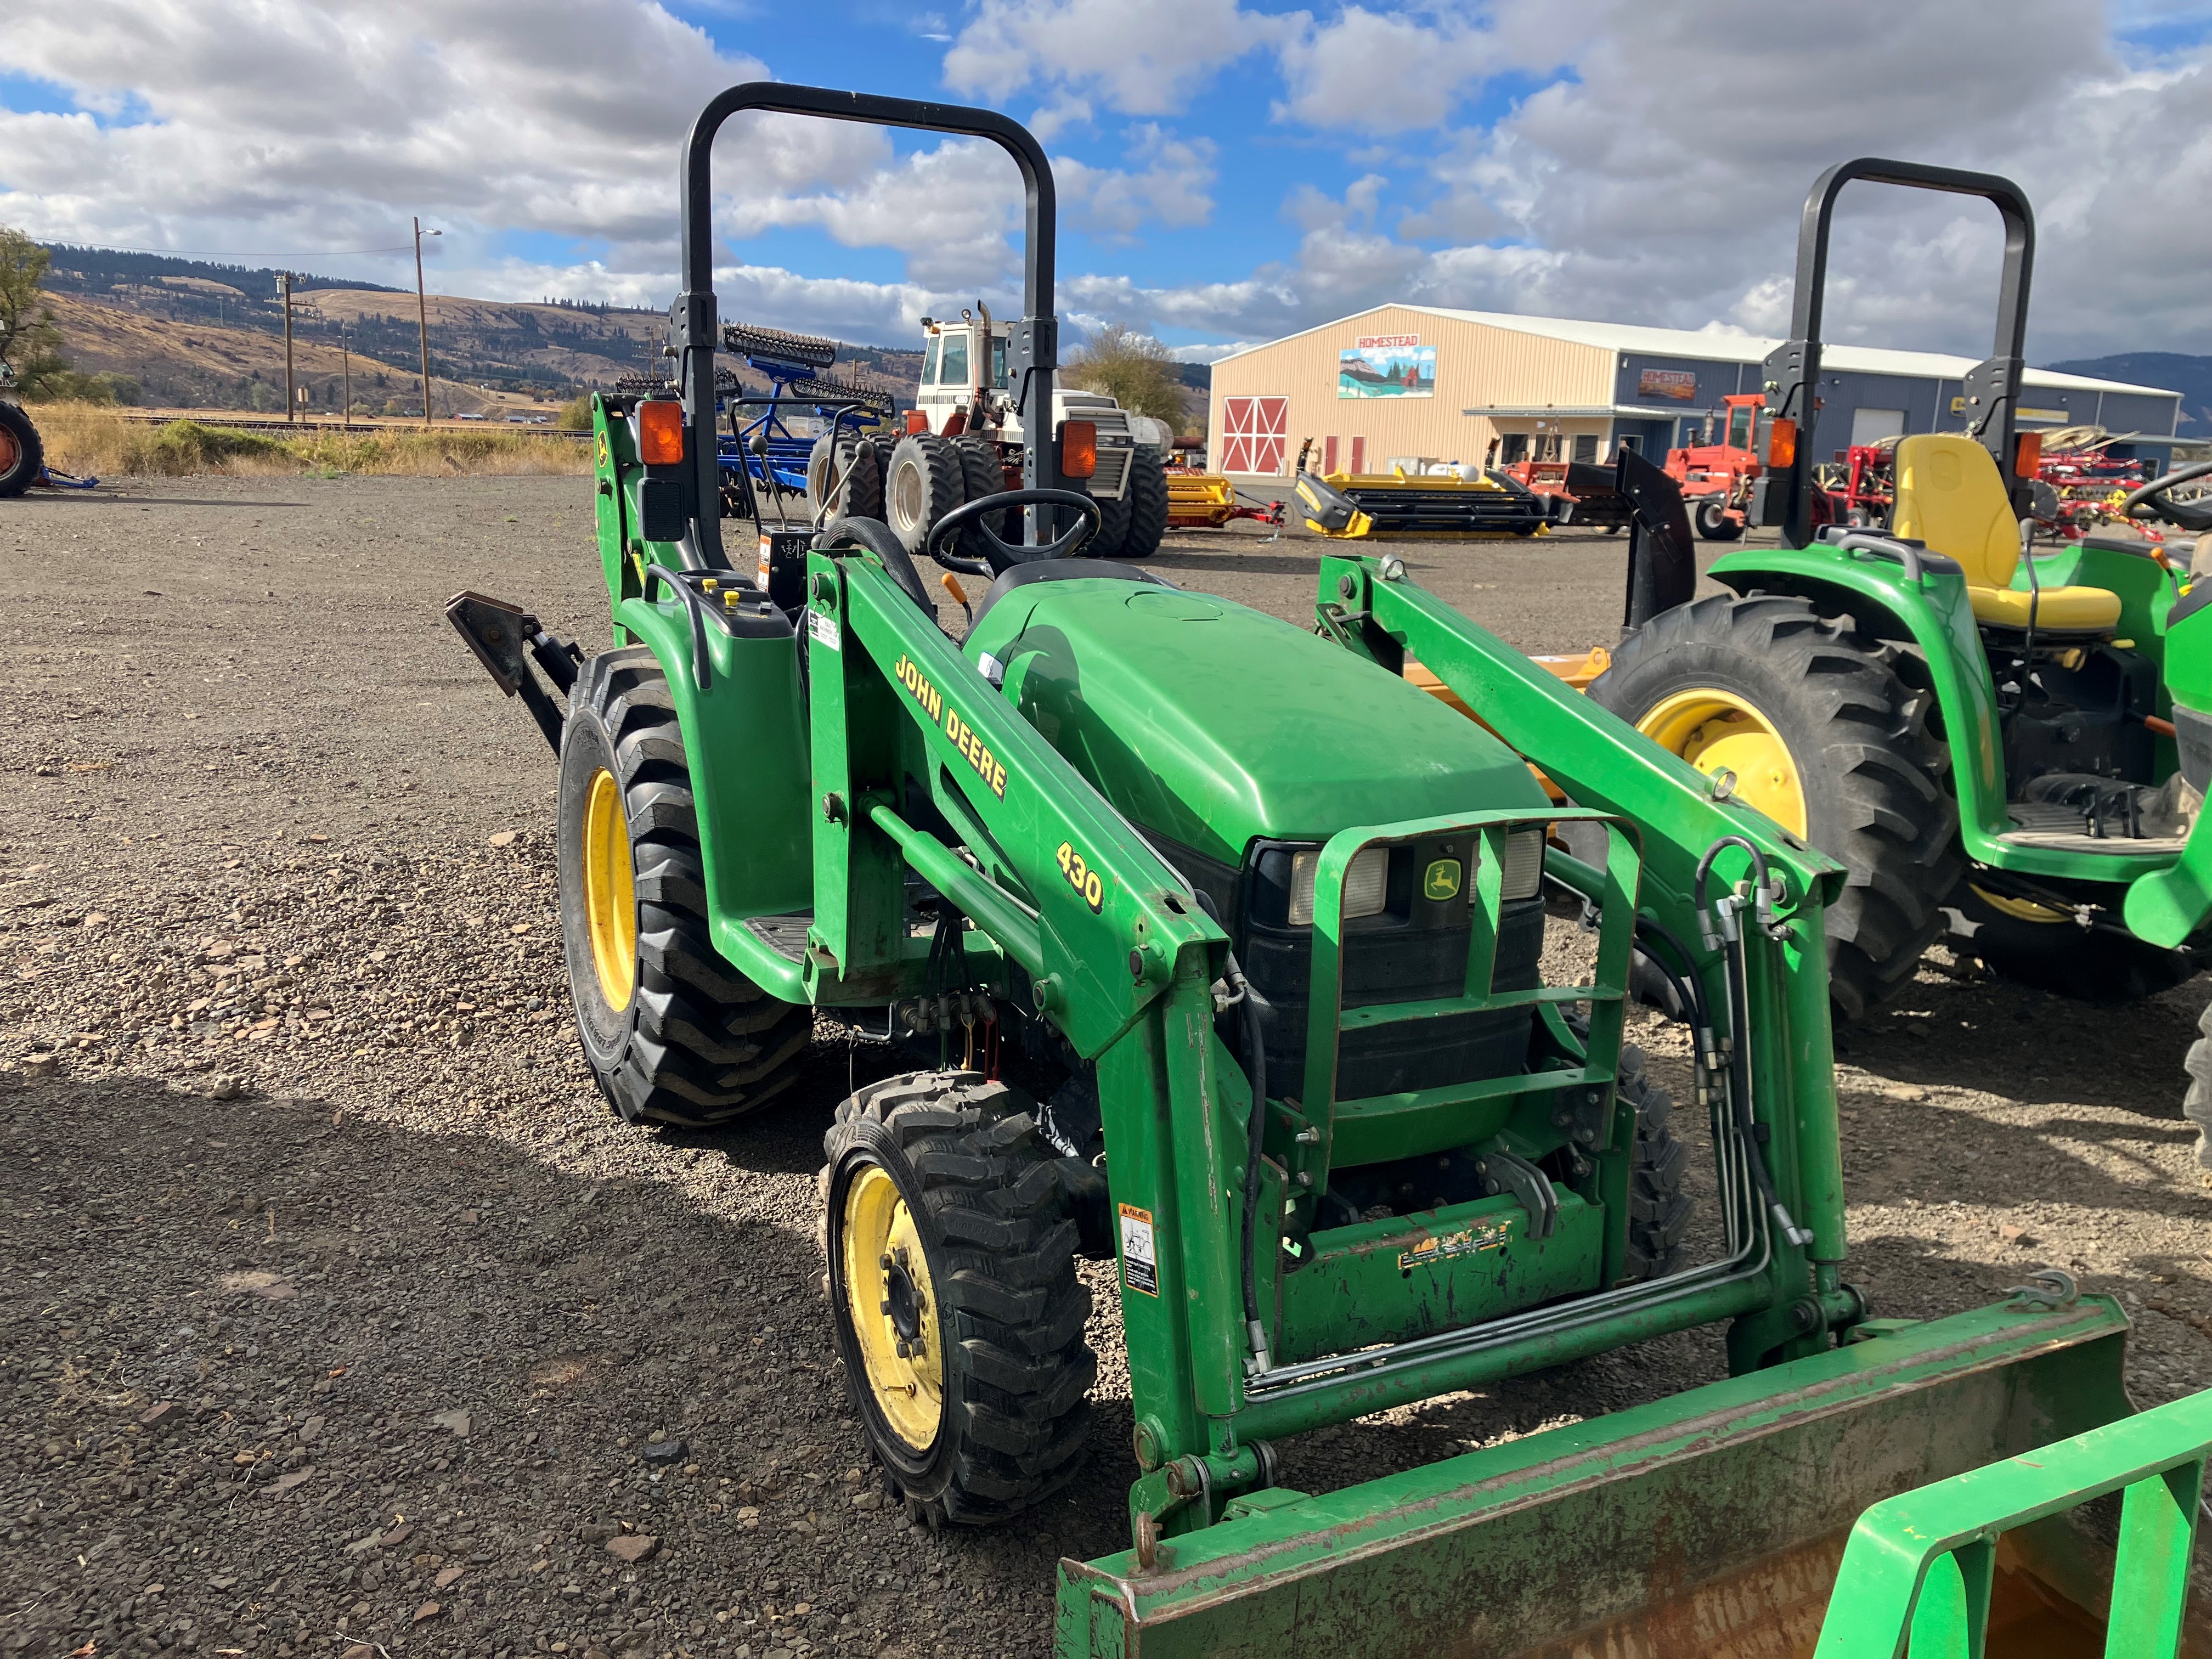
[1663,392,1766,540]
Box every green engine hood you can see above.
[967,576,1548,864]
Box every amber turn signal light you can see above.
[638,399,686,466]
[1059,419,1097,479]
[1763,416,1797,471]
[2016,430,2044,478]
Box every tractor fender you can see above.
[1705,548,2013,857]
[609,591,814,1001]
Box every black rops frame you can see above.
[671,84,1066,570]
[1751,157,2036,549]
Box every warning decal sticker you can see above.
[1119,1203,1159,1297]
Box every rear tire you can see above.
[0,402,43,498]
[952,436,1010,562]
[822,1071,1095,1527]
[558,647,811,1126]
[810,433,883,520]
[1120,444,1171,561]
[1592,592,1961,1023]
[885,432,967,556]
[1944,882,2195,1002]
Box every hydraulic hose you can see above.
[1692,836,1815,1250]
[1234,953,1272,1375]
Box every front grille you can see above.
[1091,447,1132,498]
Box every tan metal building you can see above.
[1207,302,2180,481]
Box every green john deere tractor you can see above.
[452,91,2212,1655]
[1585,159,2212,1026]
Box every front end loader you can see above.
[450,87,2212,1655]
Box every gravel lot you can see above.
[4,475,2209,1659]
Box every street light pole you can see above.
[414,217,441,428]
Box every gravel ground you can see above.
[4,475,2210,1658]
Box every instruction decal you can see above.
[1119,1203,1159,1296]
[809,607,839,651]
[1397,1216,1513,1272]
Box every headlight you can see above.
[1289,845,1387,926]
[1499,826,1546,900]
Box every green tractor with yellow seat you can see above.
[1589,159,2212,1030]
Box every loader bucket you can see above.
[1056,1297,2212,1657]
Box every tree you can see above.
[0,224,65,379]
[1062,324,1187,430]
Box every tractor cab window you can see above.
[922,335,941,386]
[1679,416,1706,449]
[1727,404,1756,450]
[940,332,970,389]
[991,337,1010,390]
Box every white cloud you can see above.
[1059,127,1217,237]
[1272,7,1494,133]
[942,0,1283,116]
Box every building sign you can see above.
[1638,368,1699,402]
[1340,336,1435,399]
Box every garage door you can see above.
[1850,407,1906,447]
[1220,396,1289,476]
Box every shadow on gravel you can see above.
[0,1066,1130,1658]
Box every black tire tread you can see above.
[564,648,810,1127]
[1592,592,1961,1022]
[886,432,967,555]
[823,1071,1094,1527]
[1121,444,1171,561]
[2185,1002,2212,1171]
[1620,1042,1693,1279]
[952,436,1010,563]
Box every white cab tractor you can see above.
[806,309,1173,562]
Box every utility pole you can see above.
[279,271,296,425]
[341,325,352,430]
[414,217,441,427]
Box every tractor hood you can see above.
[966,573,1547,866]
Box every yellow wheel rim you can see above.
[582,768,636,1011]
[840,1163,945,1452]
[1970,882,2071,924]
[1637,688,1809,839]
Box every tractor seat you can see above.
[1892,433,2122,633]
[1964,583,2124,631]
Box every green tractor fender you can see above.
[1706,544,2015,862]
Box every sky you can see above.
[4,1,2212,364]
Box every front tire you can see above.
[0,402,43,498]
[1592,592,1961,1022]
[807,433,884,520]
[822,1071,1095,1527]
[557,648,811,1125]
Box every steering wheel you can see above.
[2120,458,2212,534]
[926,489,1103,578]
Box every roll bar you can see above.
[670,84,1066,568]
[1753,158,2037,549]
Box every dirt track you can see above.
[4,475,2210,1659]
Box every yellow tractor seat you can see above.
[1965,583,2122,630]
[1891,432,2121,632]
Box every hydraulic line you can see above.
[1692,837,1815,1249]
